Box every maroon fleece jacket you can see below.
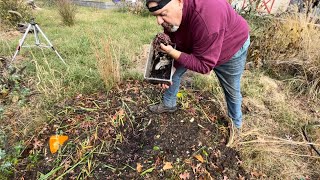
[167,0,249,74]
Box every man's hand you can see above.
[158,81,172,89]
[160,43,181,60]
[160,43,174,54]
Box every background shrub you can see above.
[117,0,149,16]
[56,0,77,26]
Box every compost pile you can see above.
[152,32,173,52]
[150,33,174,81]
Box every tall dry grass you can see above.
[56,0,77,26]
[32,50,65,101]
[93,38,121,90]
[248,10,320,100]
[238,72,320,179]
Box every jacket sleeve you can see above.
[177,29,225,74]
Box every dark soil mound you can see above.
[14,80,249,179]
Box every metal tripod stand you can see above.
[11,18,66,65]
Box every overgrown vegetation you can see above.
[246,10,320,100]
[0,0,32,27]
[0,2,319,179]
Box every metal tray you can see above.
[144,43,174,85]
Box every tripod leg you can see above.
[33,25,40,46]
[11,24,32,62]
[35,24,67,65]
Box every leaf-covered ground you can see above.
[8,79,249,179]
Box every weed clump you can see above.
[56,0,77,26]
[93,38,121,90]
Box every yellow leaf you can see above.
[177,92,183,98]
[194,154,204,163]
[136,163,143,173]
[49,135,68,154]
[12,95,19,103]
[163,162,173,170]
[184,159,192,164]
[0,88,9,97]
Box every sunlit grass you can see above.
[0,7,160,102]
